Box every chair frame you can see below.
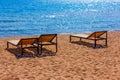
[7,38,39,55]
[37,34,57,54]
[70,31,108,48]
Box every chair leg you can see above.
[56,36,58,53]
[70,35,72,42]
[7,42,9,49]
[105,31,108,47]
[21,48,24,55]
[94,39,97,48]
[70,36,71,42]
[37,45,39,54]
[41,45,42,55]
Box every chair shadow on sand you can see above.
[6,48,56,59]
[71,41,107,49]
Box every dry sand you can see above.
[0,31,120,80]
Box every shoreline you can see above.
[0,31,120,80]
[0,30,120,39]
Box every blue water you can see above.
[0,0,120,38]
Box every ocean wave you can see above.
[85,9,98,12]
[42,14,65,18]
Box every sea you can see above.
[0,0,120,38]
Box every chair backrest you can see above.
[88,31,107,38]
[38,34,57,42]
[18,38,37,45]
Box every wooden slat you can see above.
[88,31,106,38]
[18,38,37,45]
[39,34,56,42]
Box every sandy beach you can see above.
[0,31,120,80]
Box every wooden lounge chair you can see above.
[70,31,108,48]
[7,38,39,55]
[37,34,57,54]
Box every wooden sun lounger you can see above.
[70,31,108,48]
[7,38,39,55]
[37,34,57,54]
[6,34,58,56]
